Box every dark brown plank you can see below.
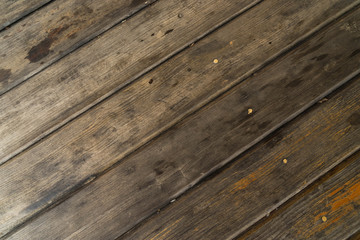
[120,77,360,240]
[0,0,51,31]
[239,151,360,240]
[0,0,264,164]
[5,5,360,239]
[0,0,157,95]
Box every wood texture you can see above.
[120,77,360,240]
[0,0,158,96]
[0,0,51,31]
[0,0,263,164]
[348,230,360,240]
[240,151,360,240]
[5,5,360,239]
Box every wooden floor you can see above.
[0,0,359,239]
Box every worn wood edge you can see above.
[0,0,264,166]
[236,149,360,240]
[0,0,53,32]
[0,0,159,96]
[119,76,360,240]
[6,8,360,238]
[347,229,360,240]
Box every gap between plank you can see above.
[3,2,360,238]
[0,0,264,165]
[230,148,360,240]
[118,71,360,240]
[0,0,55,32]
[0,0,159,97]
[346,228,360,240]
[234,138,360,238]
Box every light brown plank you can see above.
[0,0,158,96]
[5,4,360,239]
[0,0,263,164]
[119,78,360,240]
[240,151,360,240]
[0,0,51,31]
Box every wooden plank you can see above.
[5,5,360,239]
[0,0,51,31]
[0,0,264,164]
[0,0,157,95]
[348,230,360,240]
[119,78,360,240]
[239,151,360,240]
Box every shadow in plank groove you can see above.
[0,0,159,96]
[0,0,54,32]
[236,145,360,239]
[347,229,360,240]
[119,75,360,240]
[0,0,264,165]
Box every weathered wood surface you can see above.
[240,151,360,240]
[0,0,157,95]
[348,230,360,240]
[0,0,265,164]
[5,5,360,239]
[0,0,51,31]
[119,77,360,240]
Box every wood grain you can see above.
[0,0,157,95]
[240,151,360,240]
[5,5,360,239]
[120,78,360,240]
[348,230,360,240]
[0,0,51,31]
[0,0,264,164]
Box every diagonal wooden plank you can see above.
[348,230,360,240]
[119,78,360,240]
[0,0,264,164]
[239,151,360,240]
[5,5,360,239]
[0,0,52,31]
[0,0,157,95]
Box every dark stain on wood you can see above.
[301,64,313,74]
[349,48,360,58]
[26,26,69,63]
[92,127,109,138]
[130,0,145,8]
[164,29,174,35]
[154,160,176,176]
[124,166,136,176]
[348,112,360,126]
[0,68,11,84]
[137,179,156,190]
[300,42,325,57]
[286,77,302,88]
[74,153,92,166]
[191,40,223,56]
[311,54,328,61]
[22,180,69,214]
